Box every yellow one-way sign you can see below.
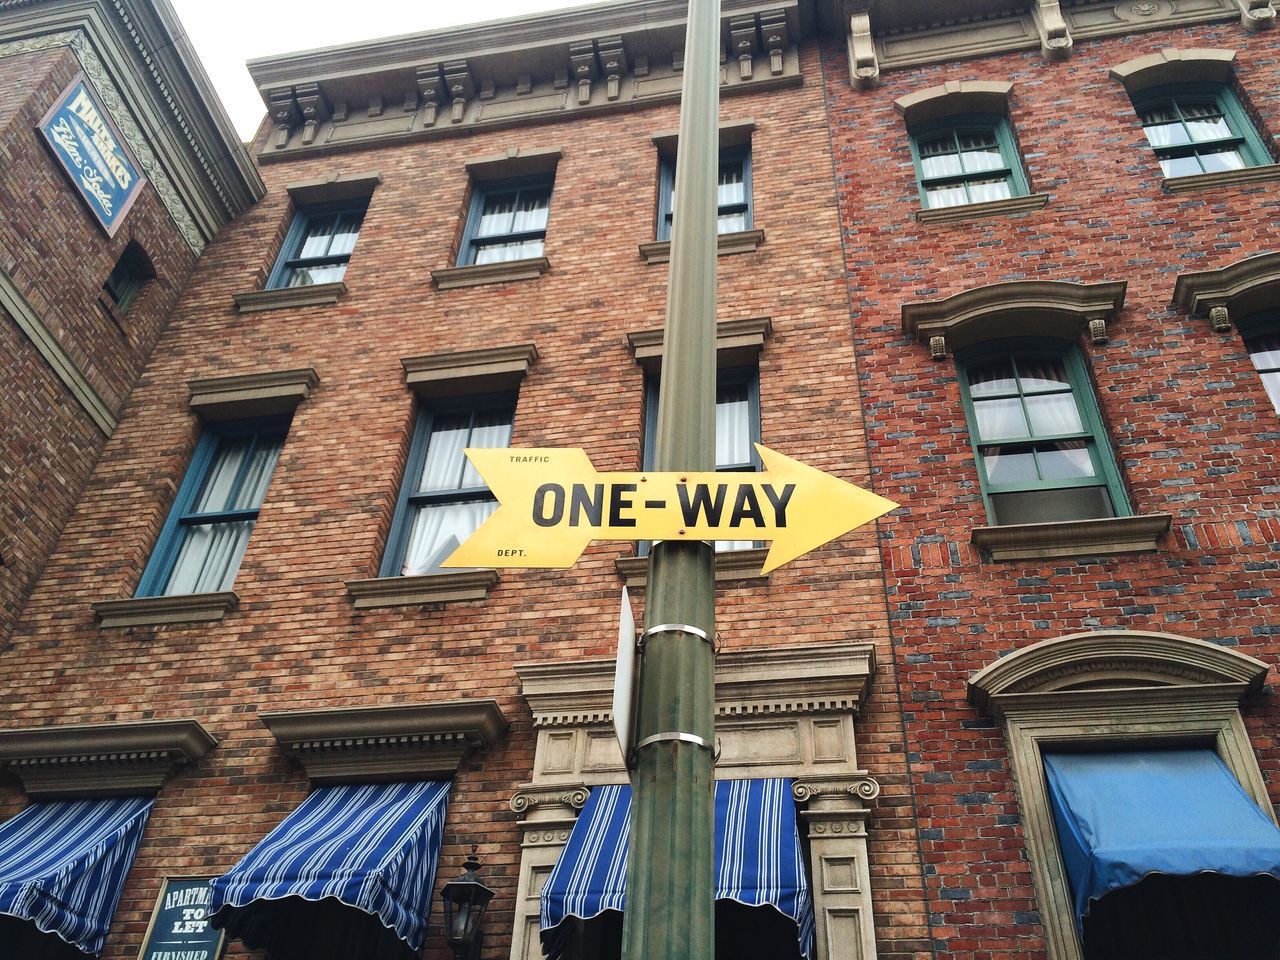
[442,444,897,573]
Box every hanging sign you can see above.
[39,73,146,236]
[442,444,898,573]
[136,876,226,960]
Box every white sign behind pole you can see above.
[613,586,637,771]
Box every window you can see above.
[1134,85,1269,178]
[1243,326,1280,414]
[957,341,1128,526]
[102,241,154,315]
[643,367,760,551]
[657,146,752,240]
[267,202,366,289]
[137,419,287,596]
[382,398,514,576]
[910,116,1029,209]
[459,176,552,266]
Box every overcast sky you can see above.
[168,0,610,140]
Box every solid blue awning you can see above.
[0,795,153,956]
[540,779,815,960]
[209,781,449,955]
[1044,749,1280,924]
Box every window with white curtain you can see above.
[382,400,514,576]
[266,202,367,289]
[642,367,761,552]
[1244,327,1280,416]
[909,116,1030,210]
[657,146,752,241]
[957,342,1129,526]
[136,420,288,596]
[1133,85,1270,179]
[459,177,553,266]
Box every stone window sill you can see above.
[233,282,347,313]
[431,257,549,290]
[346,570,499,608]
[915,193,1050,225]
[1163,164,1280,195]
[639,229,765,265]
[615,547,770,588]
[93,592,239,628]
[972,514,1172,562]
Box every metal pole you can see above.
[622,0,720,957]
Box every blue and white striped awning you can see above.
[209,781,450,955]
[0,795,153,956]
[540,778,815,960]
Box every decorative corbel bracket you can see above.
[929,335,948,361]
[759,10,789,76]
[444,60,475,123]
[1235,0,1277,30]
[597,36,628,102]
[1087,314,1109,344]
[792,774,882,807]
[1209,305,1233,332]
[730,17,758,81]
[417,64,444,127]
[268,87,300,150]
[1032,0,1073,60]
[847,12,880,89]
[569,41,598,105]
[294,83,330,146]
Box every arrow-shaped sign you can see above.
[442,444,897,573]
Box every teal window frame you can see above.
[907,114,1030,209]
[657,145,753,241]
[1131,83,1271,178]
[266,200,368,289]
[381,394,516,577]
[1238,311,1280,417]
[136,417,289,597]
[956,339,1130,527]
[458,175,554,267]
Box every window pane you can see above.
[973,397,1029,441]
[192,438,251,512]
[716,382,752,468]
[1261,372,1280,414]
[990,486,1113,525]
[229,437,284,510]
[1181,101,1231,142]
[417,414,471,493]
[717,211,748,234]
[959,132,1003,173]
[1026,392,1085,436]
[924,183,968,209]
[1017,357,1072,393]
[1038,441,1097,481]
[511,190,550,232]
[1247,333,1280,373]
[298,217,336,258]
[402,499,499,575]
[982,447,1038,484]
[1160,154,1203,178]
[1199,146,1246,173]
[967,178,1012,204]
[717,162,746,207]
[967,359,1018,397]
[286,263,347,287]
[460,410,514,488]
[1140,105,1189,148]
[474,238,544,264]
[163,520,254,594]
[476,193,517,237]
[327,213,363,257]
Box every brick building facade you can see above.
[1,1,1278,960]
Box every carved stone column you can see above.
[794,776,882,960]
[508,784,589,960]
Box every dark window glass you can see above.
[102,242,154,314]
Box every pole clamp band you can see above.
[634,731,714,752]
[640,623,710,650]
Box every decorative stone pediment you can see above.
[1109,47,1237,96]
[1172,251,1280,333]
[249,3,802,161]
[260,699,507,783]
[901,280,1126,358]
[967,629,1268,716]
[893,80,1012,127]
[0,719,217,799]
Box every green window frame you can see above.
[1239,313,1280,416]
[381,396,515,577]
[957,340,1130,527]
[1132,84,1270,178]
[908,115,1030,210]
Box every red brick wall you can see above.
[1,41,931,960]
[821,19,1280,960]
[0,45,196,646]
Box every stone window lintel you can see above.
[650,117,756,155]
[628,316,772,374]
[188,367,320,420]
[285,170,382,206]
[464,145,563,181]
[1108,48,1237,97]
[893,79,1013,127]
[401,344,537,399]
[1172,250,1280,332]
